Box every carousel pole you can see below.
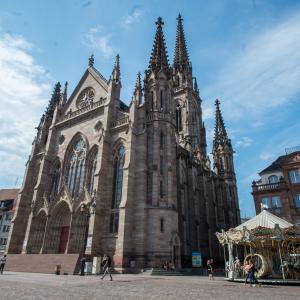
[223,244,227,277]
[278,241,286,280]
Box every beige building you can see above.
[7,15,240,271]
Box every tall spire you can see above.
[213,99,230,150]
[173,14,190,70]
[148,17,170,74]
[112,54,121,82]
[134,72,143,104]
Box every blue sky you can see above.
[1,0,300,218]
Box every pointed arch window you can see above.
[87,149,98,195]
[176,105,182,132]
[50,161,61,199]
[160,132,164,150]
[112,145,125,208]
[66,137,86,197]
[160,90,164,110]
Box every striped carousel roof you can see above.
[235,209,293,230]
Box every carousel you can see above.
[216,207,300,281]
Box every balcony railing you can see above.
[252,181,287,192]
[110,116,130,129]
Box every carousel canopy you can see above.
[235,209,293,231]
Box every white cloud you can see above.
[81,26,113,59]
[202,106,214,120]
[236,136,253,148]
[0,33,52,187]
[204,12,300,119]
[259,152,274,161]
[121,8,143,28]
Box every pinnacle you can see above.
[148,17,170,74]
[88,54,94,67]
[112,54,121,82]
[213,99,229,149]
[135,72,142,91]
[173,13,190,70]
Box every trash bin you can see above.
[55,264,61,275]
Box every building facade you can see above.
[0,189,18,253]
[252,148,300,226]
[7,16,240,269]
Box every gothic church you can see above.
[7,15,240,270]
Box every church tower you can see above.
[173,14,206,155]
[212,99,240,226]
[144,17,181,267]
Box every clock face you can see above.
[77,87,95,108]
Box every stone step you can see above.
[5,254,81,274]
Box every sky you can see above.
[1,0,300,218]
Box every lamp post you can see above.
[79,190,96,276]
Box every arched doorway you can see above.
[27,211,47,254]
[68,207,88,254]
[170,232,181,268]
[43,201,71,254]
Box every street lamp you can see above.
[79,190,97,276]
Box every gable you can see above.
[63,67,108,114]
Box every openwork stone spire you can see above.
[213,99,230,150]
[173,14,190,70]
[148,17,170,74]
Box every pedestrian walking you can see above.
[0,254,7,274]
[80,255,86,276]
[101,254,113,281]
[207,258,214,280]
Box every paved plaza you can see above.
[0,272,299,300]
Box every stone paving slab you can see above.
[0,272,299,300]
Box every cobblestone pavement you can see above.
[0,272,299,300]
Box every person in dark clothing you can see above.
[0,254,7,274]
[207,259,214,280]
[101,254,112,281]
[80,255,86,276]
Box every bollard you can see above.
[55,264,61,275]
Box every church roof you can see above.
[235,209,293,230]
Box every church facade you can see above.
[7,15,240,269]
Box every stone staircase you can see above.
[150,268,208,276]
[5,254,81,274]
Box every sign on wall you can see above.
[192,252,202,267]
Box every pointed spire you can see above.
[148,17,170,74]
[134,72,143,104]
[112,54,121,82]
[173,14,190,70]
[46,82,61,118]
[62,81,68,104]
[193,77,199,94]
[213,99,230,150]
[88,54,94,67]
